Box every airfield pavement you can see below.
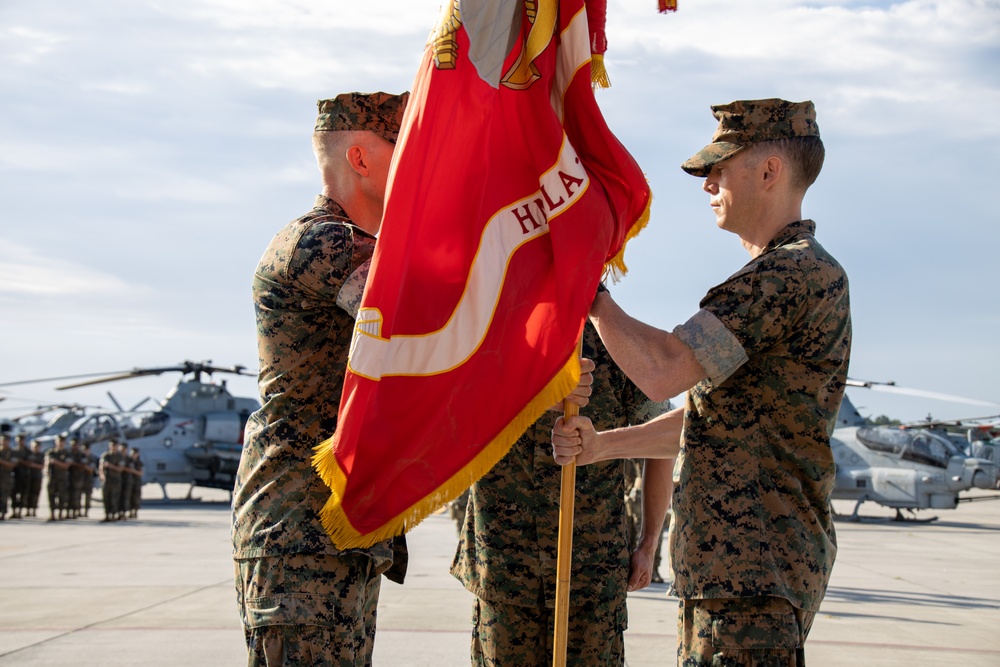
[0,486,998,666]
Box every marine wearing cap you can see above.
[315,91,410,144]
[681,98,819,177]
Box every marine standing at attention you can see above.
[451,322,669,666]
[232,91,411,666]
[45,434,71,522]
[26,439,45,517]
[99,438,123,522]
[0,435,15,520]
[553,99,851,666]
[11,433,31,519]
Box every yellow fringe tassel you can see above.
[312,353,582,550]
[591,53,610,89]
[604,190,652,283]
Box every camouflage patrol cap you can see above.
[681,98,820,177]
[315,91,410,144]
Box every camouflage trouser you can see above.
[68,475,84,511]
[450,488,470,535]
[235,552,384,667]
[0,480,11,516]
[83,480,94,512]
[47,477,67,511]
[103,479,120,516]
[120,476,133,513]
[678,596,815,667]
[13,470,29,508]
[470,594,627,666]
[28,473,42,509]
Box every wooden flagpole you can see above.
[553,338,583,667]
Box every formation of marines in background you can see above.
[0,432,143,522]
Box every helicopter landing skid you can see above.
[832,499,938,524]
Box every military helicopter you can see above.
[0,403,98,439]
[0,362,260,499]
[830,380,1000,521]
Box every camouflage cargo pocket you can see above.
[239,552,378,629]
[709,607,800,650]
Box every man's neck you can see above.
[321,186,380,236]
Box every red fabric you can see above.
[586,0,608,55]
[659,0,678,13]
[318,0,650,547]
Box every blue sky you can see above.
[1,0,998,423]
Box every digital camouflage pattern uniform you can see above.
[120,450,134,518]
[68,442,87,517]
[130,451,144,518]
[233,91,409,667]
[26,443,44,515]
[451,323,667,666]
[100,446,122,521]
[81,447,98,517]
[12,437,31,518]
[667,99,851,667]
[0,438,15,519]
[45,444,71,520]
[232,193,399,666]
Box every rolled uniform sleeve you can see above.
[673,309,748,386]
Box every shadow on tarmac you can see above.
[825,586,1000,612]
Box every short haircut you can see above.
[743,136,825,190]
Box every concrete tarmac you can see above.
[1,488,998,666]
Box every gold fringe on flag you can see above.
[590,53,611,89]
[312,351,582,549]
[604,191,652,282]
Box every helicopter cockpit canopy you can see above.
[120,411,169,439]
[70,414,120,446]
[857,426,963,469]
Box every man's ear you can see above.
[345,145,369,177]
[760,155,783,189]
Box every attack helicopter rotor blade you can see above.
[57,372,157,390]
[107,392,125,411]
[865,384,1000,409]
[0,370,138,389]
[129,397,152,411]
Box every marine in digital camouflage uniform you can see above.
[67,439,86,518]
[11,434,31,519]
[129,448,144,518]
[80,443,98,518]
[119,444,134,520]
[553,99,851,667]
[45,435,72,521]
[100,439,123,522]
[0,435,15,520]
[232,90,409,667]
[26,440,45,517]
[451,323,669,666]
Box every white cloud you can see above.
[0,239,144,297]
[0,26,67,65]
[605,0,1000,138]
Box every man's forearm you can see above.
[590,293,706,401]
[635,457,674,556]
[596,407,685,461]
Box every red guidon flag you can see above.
[313,0,651,548]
